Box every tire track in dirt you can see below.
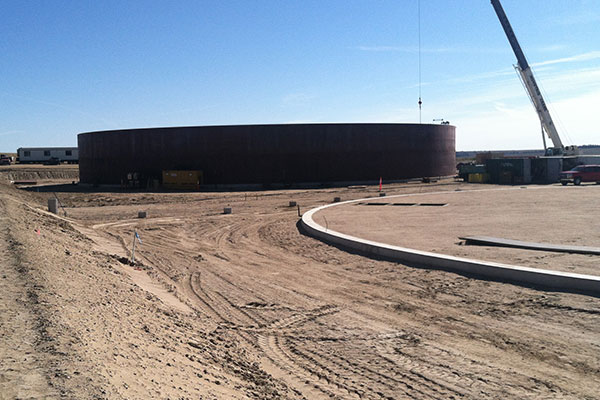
[82,188,600,399]
[212,291,267,327]
[232,215,539,398]
[201,225,362,400]
[373,339,474,398]
[297,336,464,399]
[374,335,572,399]
[94,217,275,332]
[187,272,227,322]
[284,342,385,399]
[184,255,269,328]
[183,215,328,328]
[173,213,478,398]
[257,334,353,399]
[186,272,261,349]
[0,213,58,398]
[268,305,339,330]
[301,341,406,391]
[185,271,268,350]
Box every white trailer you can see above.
[17,147,79,164]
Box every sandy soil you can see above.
[1,172,599,399]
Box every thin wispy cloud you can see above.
[415,50,600,93]
[454,87,600,150]
[436,65,600,112]
[550,12,600,26]
[281,92,317,106]
[443,67,516,85]
[150,103,221,119]
[532,51,600,67]
[355,45,455,53]
[537,67,600,91]
[354,45,507,55]
[537,44,568,53]
[0,91,117,127]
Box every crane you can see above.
[491,0,578,156]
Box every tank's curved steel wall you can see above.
[78,123,455,185]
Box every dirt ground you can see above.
[1,168,599,399]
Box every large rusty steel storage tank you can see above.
[78,123,455,186]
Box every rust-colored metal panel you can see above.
[78,123,455,185]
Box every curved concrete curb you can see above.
[301,191,600,295]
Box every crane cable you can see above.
[418,0,422,123]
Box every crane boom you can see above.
[491,0,566,152]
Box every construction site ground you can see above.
[1,165,599,399]
[313,185,600,276]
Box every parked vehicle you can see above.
[0,155,12,165]
[559,165,600,185]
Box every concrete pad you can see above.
[301,187,600,295]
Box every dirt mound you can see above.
[0,166,79,182]
[0,188,297,399]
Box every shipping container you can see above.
[485,158,531,184]
[531,157,563,183]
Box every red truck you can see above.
[560,165,600,185]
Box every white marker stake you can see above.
[131,231,142,264]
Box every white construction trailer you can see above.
[17,147,79,164]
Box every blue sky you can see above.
[1,0,599,152]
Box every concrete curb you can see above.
[301,191,600,295]
[460,235,600,255]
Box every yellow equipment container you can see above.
[468,173,489,183]
[162,170,203,190]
